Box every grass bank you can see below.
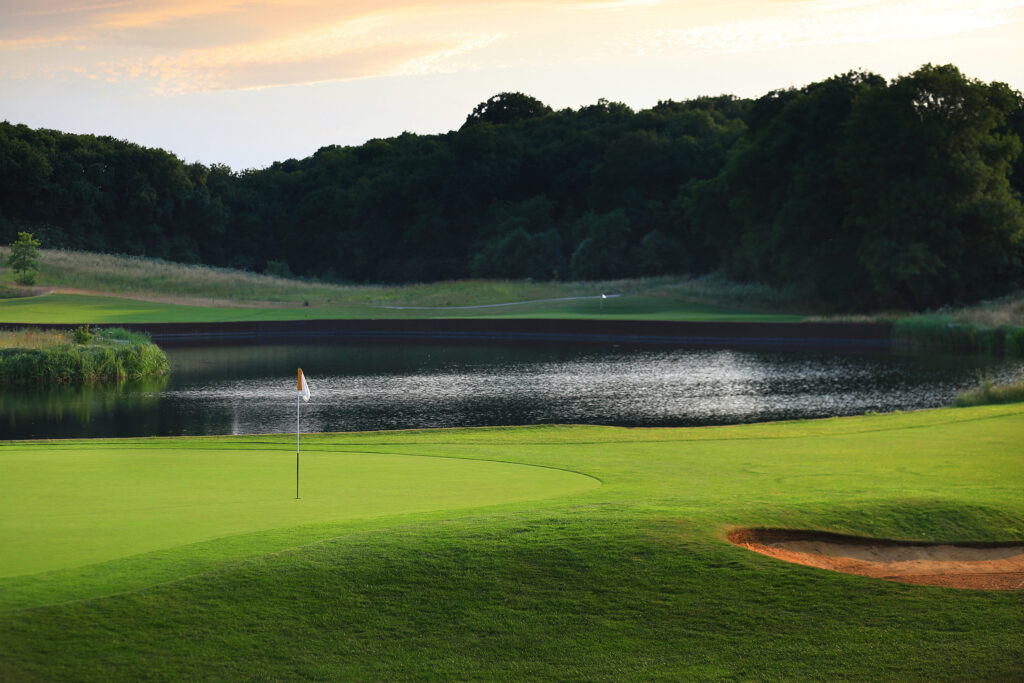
[0,327,169,384]
[1,405,1022,679]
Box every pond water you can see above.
[2,342,1021,440]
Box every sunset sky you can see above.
[3,0,1022,169]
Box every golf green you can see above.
[0,441,598,577]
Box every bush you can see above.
[95,327,150,344]
[264,260,293,278]
[72,325,93,345]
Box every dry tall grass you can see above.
[945,291,1024,328]
[0,328,70,350]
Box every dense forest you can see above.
[2,64,1022,310]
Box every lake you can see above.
[2,341,1021,440]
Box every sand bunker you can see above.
[729,529,1024,590]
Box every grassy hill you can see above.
[0,249,807,324]
[2,405,1022,679]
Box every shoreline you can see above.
[2,318,893,349]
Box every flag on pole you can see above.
[296,368,310,500]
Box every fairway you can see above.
[2,406,1023,680]
[0,292,803,323]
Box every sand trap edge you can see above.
[728,528,1024,590]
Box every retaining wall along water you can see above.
[4,319,892,349]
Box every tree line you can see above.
[1,64,1022,310]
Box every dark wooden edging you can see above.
[7,319,893,349]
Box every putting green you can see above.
[0,441,599,577]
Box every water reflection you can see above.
[0,377,169,439]
[1,342,1021,440]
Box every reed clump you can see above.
[955,374,1024,407]
[893,314,1024,358]
[0,327,169,385]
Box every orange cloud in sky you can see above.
[2,0,1022,93]
[103,30,503,93]
[632,0,1024,52]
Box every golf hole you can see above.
[729,529,1024,590]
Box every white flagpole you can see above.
[296,391,300,499]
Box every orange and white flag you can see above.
[298,368,311,402]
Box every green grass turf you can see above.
[0,444,599,578]
[0,293,804,324]
[2,405,1023,679]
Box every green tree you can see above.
[840,64,1024,308]
[719,70,885,307]
[463,92,552,128]
[633,229,687,276]
[569,210,632,280]
[8,231,41,285]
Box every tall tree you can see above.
[7,231,41,285]
[841,64,1024,308]
[463,93,553,128]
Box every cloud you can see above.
[632,0,1024,53]
[0,0,579,91]
[92,17,503,93]
[1,0,621,40]
[141,42,458,93]
[5,0,1022,94]
[0,35,81,49]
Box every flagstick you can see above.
[296,391,300,499]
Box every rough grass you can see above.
[955,374,1024,406]
[1,405,1022,680]
[809,291,1024,328]
[945,290,1024,328]
[0,328,70,349]
[0,284,35,300]
[642,271,810,311]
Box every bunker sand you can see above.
[729,529,1024,590]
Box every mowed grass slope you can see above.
[0,248,806,323]
[2,405,1023,680]
[0,292,803,324]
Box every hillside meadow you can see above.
[0,249,807,323]
[1,405,1022,679]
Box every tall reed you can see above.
[893,315,1024,357]
[955,374,1024,406]
[0,328,169,385]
